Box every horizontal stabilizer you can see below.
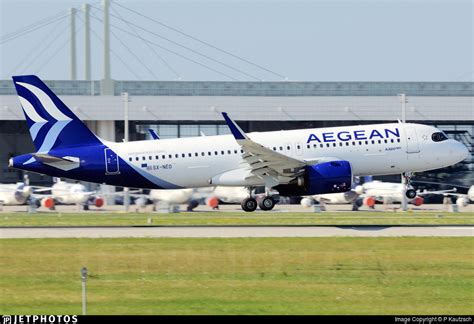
[33,153,79,164]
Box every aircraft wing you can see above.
[222,112,306,184]
[417,188,457,196]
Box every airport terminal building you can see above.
[0,80,472,186]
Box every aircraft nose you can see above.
[451,141,469,162]
[457,142,469,161]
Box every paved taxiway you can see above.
[1,226,472,239]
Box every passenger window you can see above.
[142,156,145,161]
[306,145,310,149]
[208,152,211,156]
[390,139,394,143]
[169,154,172,159]
[162,155,166,159]
[227,150,231,154]
[201,152,205,156]
[384,139,388,143]
[326,143,330,147]
[215,151,218,155]
[129,157,132,162]
[346,142,349,146]
[371,140,375,144]
[397,138,401,143]
[156,155,159,159]
[149,156,152,160]
[279,146,283,151]
[339,142,343,147]
[320,144,323,148]
[378,140,381,144]
[182,153,185,158]
[332,143,336,147]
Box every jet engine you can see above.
[41,197,55,209]
[300,197,315,207]
[412,196,424,206]
[363,196,375,207]
[456,197,469,207]
[275,160,352,196]
[93,197,104,208]
[135,197,148,209]
[206,196,219,209]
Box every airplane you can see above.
[300,190,359,208]
[354,180,428,208]
[301,180,458,210]
[133,187,218,211]
[34,180,104,210]
[8,75,469,212]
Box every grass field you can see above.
[0,211,473,226]
[0,237,472,314]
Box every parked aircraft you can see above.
[8,75,469,211]
[34,180,104,209]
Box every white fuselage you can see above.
[108,123,467,189]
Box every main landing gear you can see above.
[240,187,277,212]
[403,172,417,199]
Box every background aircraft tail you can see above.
[12,75,102,153]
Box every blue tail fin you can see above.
[12,75,102,153]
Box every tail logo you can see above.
[15,81,72,164]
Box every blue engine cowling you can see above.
[275,160,352,196]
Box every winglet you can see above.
[148,129,160,140]
[222,112,248,140]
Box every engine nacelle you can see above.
[135,197,148,209]
[275,160,352,196]
[94,197,104,208]
[300,197,315,207]
[206,196,219,209]
[363,196,375,207]
[456,197,469,207]
[41,197,55,209]
[412,196,424,206]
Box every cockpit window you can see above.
[432,132,448,142]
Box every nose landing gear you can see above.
[403,172,417,199]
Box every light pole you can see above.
[122,92,130,212]
[81,267,88,315]
[398,93,408,212]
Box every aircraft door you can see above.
[104,148,120,174]
[405,127,420,153]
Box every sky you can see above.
[1,0,473,81]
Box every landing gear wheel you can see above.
[259,196,275,211]
[405,189,417,199]
[241,198,257,212]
